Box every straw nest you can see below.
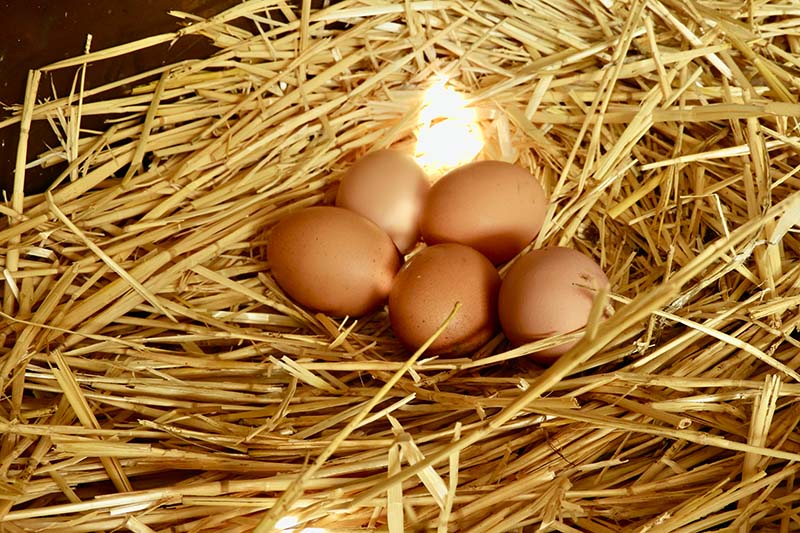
[3,1,800,531]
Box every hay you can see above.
[3,0,800,531]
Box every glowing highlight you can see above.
[414,77,483,176]
[274,516,327,533]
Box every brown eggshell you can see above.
[388,243,500,356]
[420,160,547,264]
[498,246,609,362]
[336,149,430,254]
[267,206,401,317]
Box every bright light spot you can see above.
[415,77,483,177]
[275,516,299,531]
[273,516,326,533]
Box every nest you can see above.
[3,1,800,531]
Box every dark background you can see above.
[0,1,247,196]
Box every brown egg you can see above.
[388,243,500,356]
[420,160,547,264]
[498,247,610,362]
[267,206,401,317]
[336,149,430,253]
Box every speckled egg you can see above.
[388,243,500,356]
[267,206,401,317]
[420,160,548,264]
[336,149,430,254]
[498,246,610,361]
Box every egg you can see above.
[498,246,610,361]
[388,243,500,356]
[267,206,401,317]
[420,160,547,264]
[335,149,430,253]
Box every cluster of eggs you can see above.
[267,150,610,363]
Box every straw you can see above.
[3,1,800,531]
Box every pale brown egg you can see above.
[498,246,610,362]
[420,160,547,264]
[267,206,401,317]
[336,149,430,254]
[388,243,500,356]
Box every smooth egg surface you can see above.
[267,206,401,317]
[335,149,430,254]
[420,160,547,264]
[388,243,500,356]
[498,246,609,361]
